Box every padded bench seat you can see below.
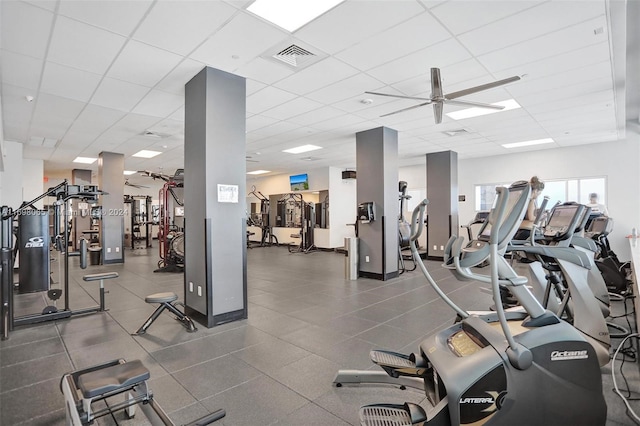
[145,292,178,304]
[77,359,149,398]
[83,272,119,282]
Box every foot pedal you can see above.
[370,350,427,378]
[359,403,427,426]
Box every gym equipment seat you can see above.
[135,292,197,335]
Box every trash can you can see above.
[345,237,359,280]
[89,247,102,266]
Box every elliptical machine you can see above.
[334,181,606,426]
[398,181,416,274]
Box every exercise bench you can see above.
[135,292,197,335]
[81,272,118,312]
[61,358,225,425]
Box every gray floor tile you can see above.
[274,402,350,426]
[350,305,403,323]
[354,324,423,351]
[269,354,341,400]
[168,402,218,425]
[0,378,65,425]
[15,409,66,426]
[60,321,130,351]
[247,312,311,337]
[0,353,72,393]
[0,323,58,349]
[172,355,262,400]
[146,374,198,413]
[314,337,376,369]
[200,375,308,426]
[280,325,351,354]
[324,315,379,337]
[0,336,65,367]
[233,336,311,374]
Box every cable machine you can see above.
[123,195,152,249]
[247,186,278,247]
[277,193,316,253]
[1,181,105,340]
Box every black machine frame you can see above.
[247,186,278,247]
[123,195,153,250]
[277,193,316,253]
[1,181,106,340]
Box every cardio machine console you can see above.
[542,204,581,240]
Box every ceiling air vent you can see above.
[273,44,315,67]
[442,129,469,137]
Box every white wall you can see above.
[328,167,357,247]
[399,163,428,248]
[22,158,44,208]
[398,138,640,261]
[0,141,23,208]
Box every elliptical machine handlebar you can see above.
[529,196,550,246]
[409,199,428,242]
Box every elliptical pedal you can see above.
[370,350,427,378]
[359,403,427,426]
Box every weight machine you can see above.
[1,181,106,340]
[123,195,152,249]
[247,186,278,247]
[277,193,316,253]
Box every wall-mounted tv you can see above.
[290,173,309,191]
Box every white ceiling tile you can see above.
[156,59,206,95]
[366,38,472,85]
[459,1,605,56]
[48,16,127,74]
[306,73,385,104]
[235,58,295,85]
[247,115,280,132]
[335,12,451,71]
[23,145,54,160]
[134,1,237,56]
[430,1,538,35]
[1,1,53,59]
[68,104,126,134]
[108,40,183,87]
[40,61,102,103]
[169,106,185,122]
[261,97,323,120]
[191,12,288,71]
[1,84,37,142]
[273,57,359,95]
[91,77,150,112]
[58,0,152,36]
[132,90,184,118]
[288,106,345,127]
[295,1,425,54]
[247,79,267,96]
[31,93,86,139]
[477,16,608,73]
[246,86,297,114]
[0,50,43,90]
[310,113,369,132]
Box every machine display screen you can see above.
[547,205,578,229]
[174,206,185,217]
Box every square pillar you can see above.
[356,127,399,280]
[184,67,247,327]
[426,150,458,260]
[98,152,124,264]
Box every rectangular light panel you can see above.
[247,170,271,175]
[446,99,521,120]
[73,157,97,164]
[282,144,322,154]
[247,0,345,32]
[132,150,162,158]
[502,138,555,149]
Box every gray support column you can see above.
[356,126,398,280]
[184,67,247,327]
[98,152,124,264]
[72,169,92,251]
[426,150,459,260]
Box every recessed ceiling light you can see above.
[247,0,345,32]
[123,170,137,175]
[283,144,322,154]
[247,170,271,175]
[446,99,521,120]
[502,138,554,149]
[361,98,374,105]
[132,150,162,158]
[73,156,97,164]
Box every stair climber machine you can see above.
[398,181,416,274]
[509,201,615,363]
[333,181,607,426]
[585,215,632,295]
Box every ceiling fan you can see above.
[366,68,521,124]
[124,178,150,189]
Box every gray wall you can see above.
[184,67,247,327]
[356,127,398,280]
[98,152,124,264]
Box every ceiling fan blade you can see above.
[430,68,443,98]
[444,99,504,110]
[445,75,520,100]
[365,91,431,101]
[433,102,444,124]
[379,101,433,117]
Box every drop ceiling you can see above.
[0,0,637,183]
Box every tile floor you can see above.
[0,247,638,425]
